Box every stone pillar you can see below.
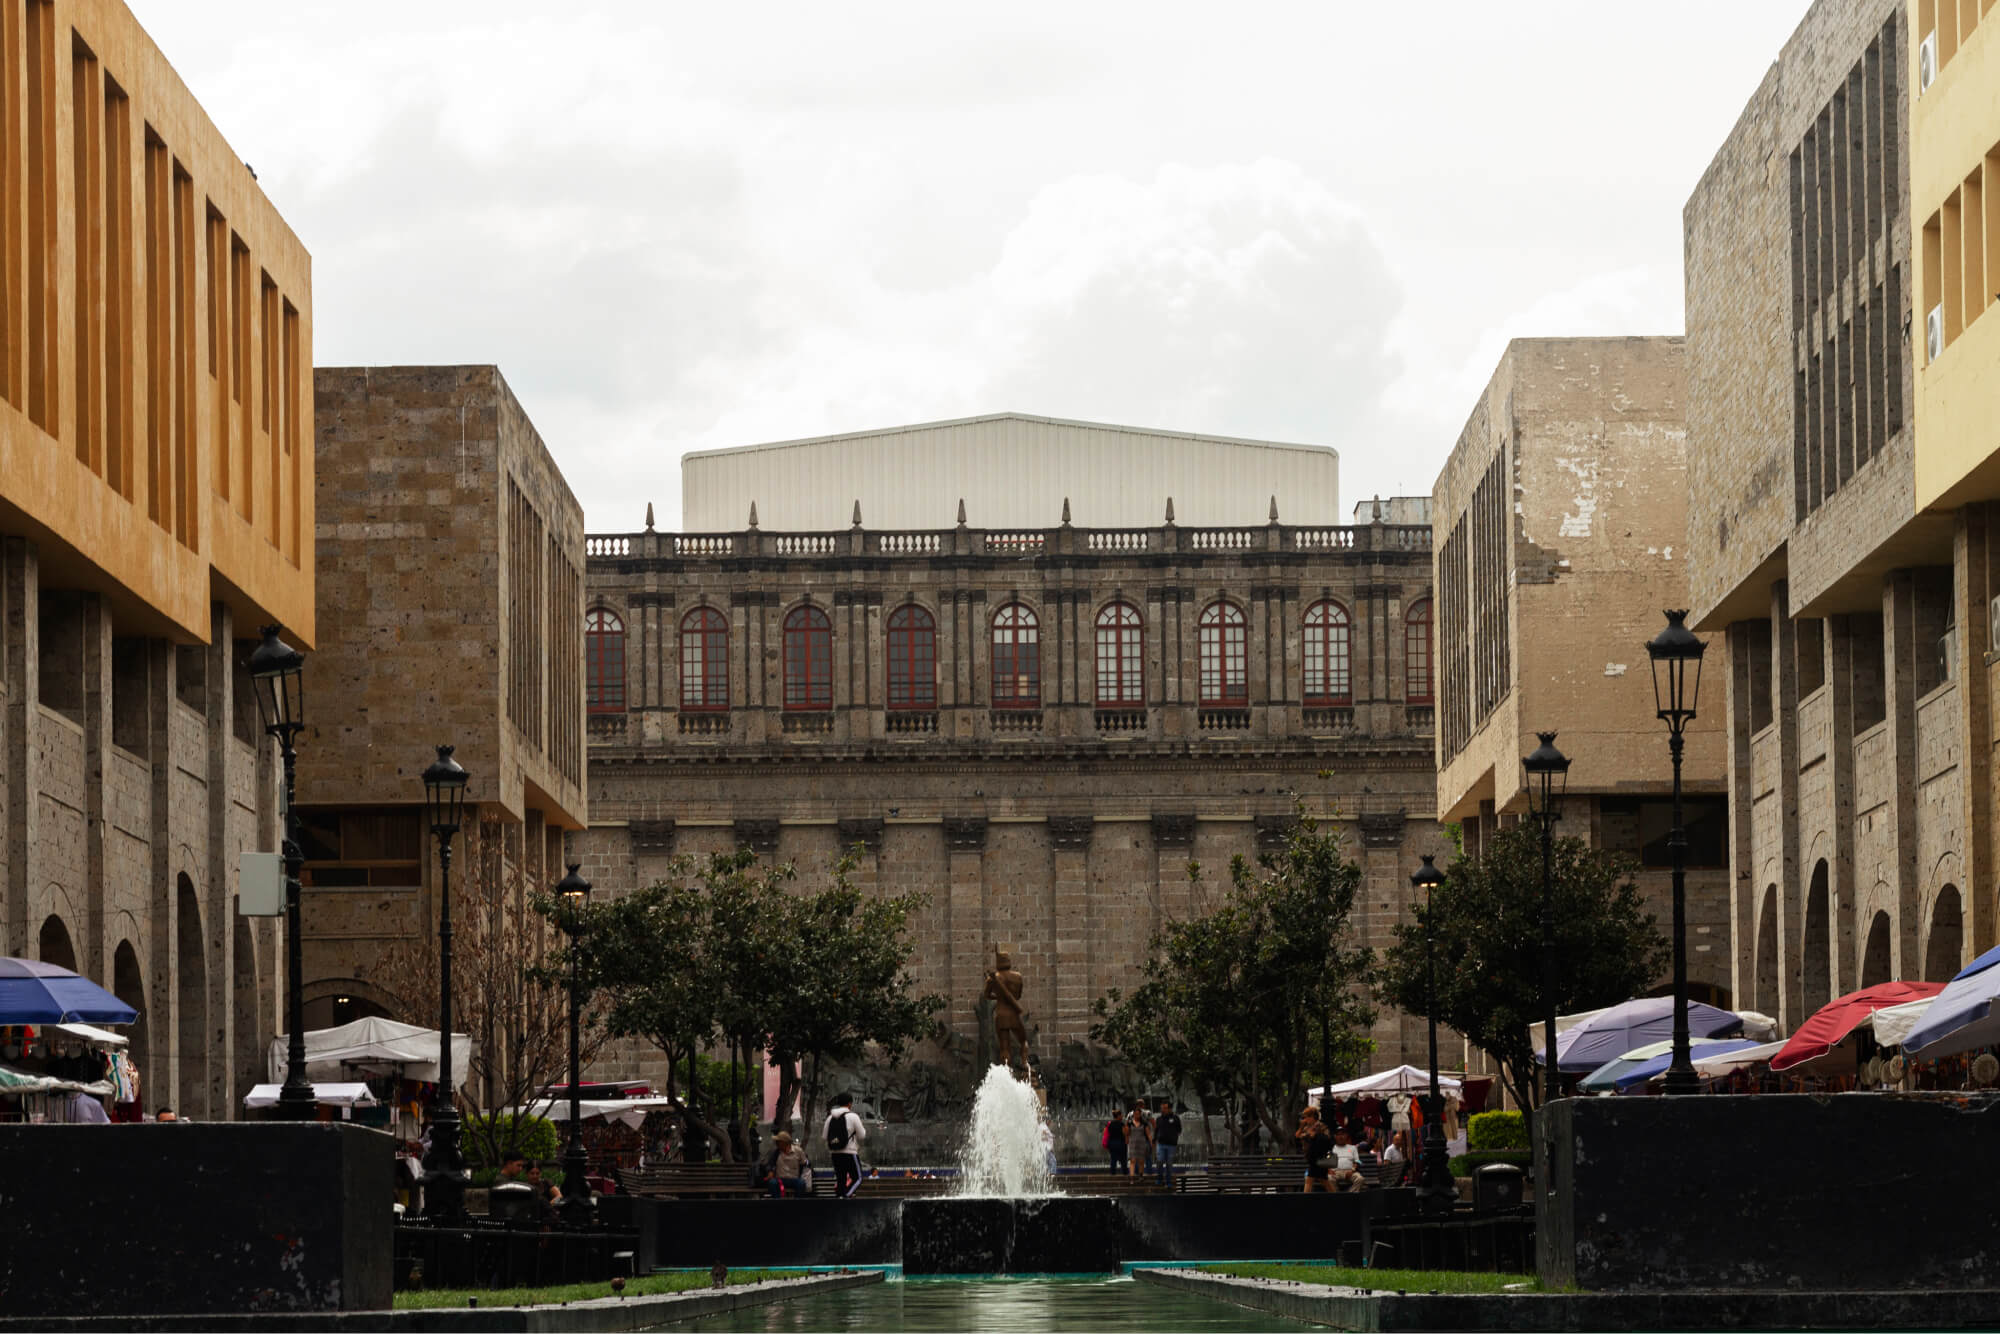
[1771,582,1803,1030]
[1048,814,1093,1040]
[1957,507,1995,957]
[1724,623,1757,1013]
[3,539,38,959]
[943,817,988,1035]
[80,596,111,983]
[1826,614,1859,994]
[1883,571,1923,976]
[147,639,196,1117]
[204,601,235,1120]
[1151,814,1195,945]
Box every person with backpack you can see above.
[1102,1106,1126,1173]
[824,1092,866,1198]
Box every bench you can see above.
[616,1164,761,1199]
[1201,1154,1402,1193]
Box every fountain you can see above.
[955,1065,1053,1198]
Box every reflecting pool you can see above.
[675,1275,1316,1332]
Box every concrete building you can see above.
[299,366,586,1035]
[1683,0,1967,1032]
[1433,337,1731,1001]
[679,413,1342,532]
[576,417,1442,1106]
[0,0,313,1115]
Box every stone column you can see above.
[204,601,235,1120]
[1956,507,1995,957]
[1725,622,1757,1013]
[80,596,111,983]
[1151,813,1195,944]
[1048,815,1093,1041]
[3,539,39,959]
[1883,572,1922,976]
[943,817,988,1035]
[1826,615,1859,994]
[1771,582,1803,1030]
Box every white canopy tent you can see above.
[244,1081,379,1109]
[52,1022,127,1047]
[508,1095,681,1130]
[1309,1065,1465,1098]
[268,1016,473,1087]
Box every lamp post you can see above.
[1410,854,1454,1214]
[420,745,469,1221]
[248,626,314,1122]
[555,864,594,1227]
[1522,731,1570,1112]
[1647,610,1707,1097]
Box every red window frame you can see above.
[1095,601,1144,706]
[1303,599,1352,706]
[992,602,1040,707]
[1198,600,1248,706]
[1405,599,1434,704]
[680,606,730,712]
[783,605,833,710]
[585,607,626,714]
[886,604,937,709]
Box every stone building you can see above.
[574,414,1447,1100]
[1433,337,1731,1002]
[0,0,314,1116]
[1683,0,1960,1031]
[299,366,586,1035]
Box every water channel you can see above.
[675,1275,1317,1332]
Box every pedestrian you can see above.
[1294,1105,1333,1193]
[761,1131,811,1198]
[1124,1102,1152,1178]
[155,1107,177,1123]
[1102,1106,1127,1173]
[1153,1099,1183,1188]
[824,1092,866,1198]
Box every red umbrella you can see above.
[1769,981,1945,1071]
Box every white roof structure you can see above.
[680,412,1340,532]
[268,1016,473,1087]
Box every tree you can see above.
[1377,822,1668,1116]
[1092,806,1376,1146]
[379,816,608,1171]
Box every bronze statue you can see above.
[982,947,1029,1071]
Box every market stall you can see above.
[267,1016,472,1137]
[0,959,139,1123]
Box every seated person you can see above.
[1354,1131,1380,1186]
[761,1131,812,1199]
[1327,1126,1364,1192]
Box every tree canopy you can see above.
[1377,823,1668,1113]
[1092,808,1376,1145]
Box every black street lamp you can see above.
[1410,854,1455,1214]
[1522,731,1570,1112]
[555,864,594,1227]
[420,745,469,1221]
[248,626,313,1122]
[1647,610,1707,1097]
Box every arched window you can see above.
[585,607,626,714]
[887,604,937,710]
[1303,600,1352,706]
[1405,598,1433,704]
[1095,601,1144,706]
[680,607,729,712]
[992,603,1040,707]
[783,605,833,710]
[1198,601,1248,706]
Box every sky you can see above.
[130,1,1814,534]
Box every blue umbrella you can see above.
[1579,1038,1763,1091]
[0,957,138,1025]
[1902,943,2000,1058]
[1541,996,1745,1072]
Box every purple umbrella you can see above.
[1542,997,1743,1072]
[0,957,138,1025]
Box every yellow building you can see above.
[0,0,312,1118]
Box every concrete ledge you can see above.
[1134,1267,2000,1331]
[0,1270,884,1333]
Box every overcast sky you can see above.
[132,1,1811,533]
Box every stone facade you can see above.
[1433,337,1731,1002]
[1684,0,1978,1030]
[299,366,585,1025]
[578,486,1445,1089]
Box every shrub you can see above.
[1467,1109,1526,1152]
[465,1112,559,1168]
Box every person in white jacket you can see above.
[825,1092,867,1198]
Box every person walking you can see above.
[1124,1103,1152,1178]
[1153,1099,1183,1188]
[1102,1106,1127,1173]
[1295,1105,1334,1193]
[824,1093,867,1199]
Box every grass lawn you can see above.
[393,1268,795,1310]
[1201,1263,1540,1294]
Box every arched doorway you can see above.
[1862,910,1893,988]
[1803,862,1831,1012]
[1926,885,1964,983]
[1755,886,1779,1017]
[175,875,207,1118]
[38,914,76,971]
[233,921,260,1115]
[112,941,147,1101]
[301,991,394,1031]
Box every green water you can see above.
[674,1275,1318,1332]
